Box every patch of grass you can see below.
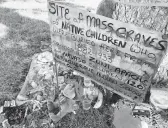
[0,7,51,105]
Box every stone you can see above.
[113,101,142,128]
[150,88,168,111]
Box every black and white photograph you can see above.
[0,0,168,127]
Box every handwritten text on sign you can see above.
[48,1,167,102]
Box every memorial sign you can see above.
[47,0,168,102]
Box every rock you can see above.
[113,101,142,128]
[141,121,148,128]
[150,88,168,111]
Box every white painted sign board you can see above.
[47,0,167,102]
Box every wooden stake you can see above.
[53,57,62,117]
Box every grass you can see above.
[0,7,51,105]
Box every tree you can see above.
[97,0,168,39]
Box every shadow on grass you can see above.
[0,7,51,105]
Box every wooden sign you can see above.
[47,0,167,102]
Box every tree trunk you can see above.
[97,0,168,35]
